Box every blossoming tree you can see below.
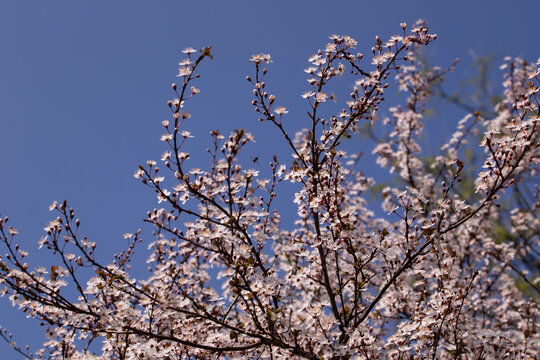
[1,21,539,359]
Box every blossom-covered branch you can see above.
[0,21,538,359]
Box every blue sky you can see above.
[0,0,538,357]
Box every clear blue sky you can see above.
[0,0,538,357]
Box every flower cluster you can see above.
[0,22,538,359]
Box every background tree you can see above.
[1,20,539,359]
